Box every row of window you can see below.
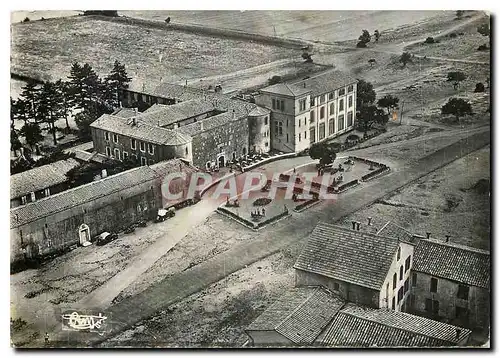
[105,132,156,155]
[427,276,470,300]
[311,96,353,122]
[272,98,285,111]
[392,255,412,290]
[310,85,354,106]
[105,147,155,166]
[310,112,354,144]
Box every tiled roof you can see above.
[377,221,417,245]
[293,223,399,290]
[175,112,238,137]
[413,239,490,289]
[10,159,80,199]
[260,82,311,97]
[90,114,191,146]
[10,159,192,228]
[292,70,358,97]
[246,286,344,344]
[150,82,207,102]
[249,106,271,117]
[112,107,138,118]
[318,304,471,347]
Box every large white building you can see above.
[255,70,358,153]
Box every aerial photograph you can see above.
[9,9,490,348]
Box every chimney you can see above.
[367,217,372,226]
[426,232,431,239]
[101,169,107,178]
[132,117,136,126]
[445,235,450,243]
[455,329,461,340]
[356,222,360,231]
[232,109,235,119]
[303,82,306,88]
[200,121,204,131]
[352,221,356,230]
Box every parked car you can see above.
[95,232,118,246]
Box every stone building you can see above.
[254,70,358,153]
[409,238,490,331]
[245,286,471,347]
[293,223,414,311]
[10,158,80,208]
[91,91,270,169]
[10,159,195,265]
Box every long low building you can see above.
[245,286,471,347]
[10,159,196,265]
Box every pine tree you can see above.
[105,60,131,107]
[20,122,43,151]
[38,81,65,145]
[67,62,85,110]
[19,80,40,122]
[12,98,31,126]
[55,79,72,131]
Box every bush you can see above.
[22,17,30,22]
[253,198,272,206]
[474,82,485,93]
[448,32,458,38]
[268,75,282,85]
[424,37,435,44]
[356,41,367,48]
[477,44,489,51]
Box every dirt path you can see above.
[39,126,489,347]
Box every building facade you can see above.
[255,70,358,153]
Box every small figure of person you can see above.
[293,167,296,174]
[262,207,266,216]
[45,332,49,345]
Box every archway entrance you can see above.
[218,155,226,168]
[79,224,91,246]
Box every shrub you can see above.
[474,82,485,93]
[424,37,435,44]
[253,197,272,206]
[22,17,30,22]
[356,41,367,48]
[477,44,489,51]
[448,32,458,38]
[268,75,282,85]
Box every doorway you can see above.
[218,155,226,168]
[78,224,91,246]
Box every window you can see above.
[393,273,397,289]
[279,99,285,111]
[397,287,404,302]
[264,116,268,125]
[275,121,283,136]
[348,95,353,108]
[310,110,315,123]
[425,299,439,315]
[113,134,118,143]
[298,133,301,142]
[114,148,121,160]
[148,159,155,165]
[456,306,469,319]
[148,143,155,155]
[272,98,276,109]
[337,115,345,131]
[457,285,469,300]
[319,123,325,140]
[123,151,128,160]
[131,153,137,161]
[320,95,326,104]
[131,138,136,150]
[310,127,316,144]
[105,132,110,141]
[304,131,307,139]
[430,278,438,293]
[298,119,301,128]
[339,88,346,96]
[265,142,269,147]
[286,133,289,143]
[400,266,404,280]
[106,146,111,157]
[329,103,335,116]
[329,118,334,135]
[185,146,189,155]
[140,157,147,166]
[286,119,289,127]
[397,247,401,261]
[404,279,409,293]
[30,192,36,202]
[21,196,27,205]
[299,99,306,111]
[347,111,354,127]
[339,99,344,111]
[333,282,340,291]
[44,188,50,197]
[405,256,411,272]
[348,84,354,93]
[392,297,395,309]
[320,107,325,119]
[412,273,417,287]
[310,98,315,107]
[329,92,334,100]
[140,142,145,152]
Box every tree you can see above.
[377,95,400,115]
[356,105,388,133]
[301,52,313,63]
[11,129,22,157]
[37,81,66,145]
[447,71,466,90]
[11,98,30,126]
[268,75,282,85]
[105,60,132,108]
[20,122,43,152]
[456,10,464,19]
[441,98,472,122]
[357,30,371,48]
[399,52,412,67]
[424,37,435,44]
[356,79,376,109]
[368,59,377,67]
[54,80,72,131]
[374,30,380,42]
[19,80,40,121]
[309,142,337,168]
[474,83,485,93]
[477,23,490,37]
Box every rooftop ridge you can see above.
[274,286,320,331]
[423,238,490,255]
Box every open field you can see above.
[122,10,450,43]
[341,145,490,250]
[11,16,299,87]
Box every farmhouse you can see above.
[245,286,471,347]
[255,70,358,153]
[10,159,196,265]
[10,158,80,208]
[409,238,490,331]
[91,91,270,169]
[293,223,414,311]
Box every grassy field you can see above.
[122,10,449,43]
[11,16,299,87]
